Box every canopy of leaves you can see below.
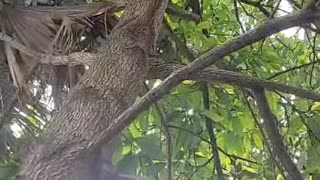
[0,0,320,179]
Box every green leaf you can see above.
[252,131,264,150]
[295,99,310,111]
[243,134,252,152]
[311,102,320,111]
[128,123,142,138]
[136,134,162,160]
[232,116,243,133]
[224,132,244,154]
[146,162,166,176]
[306,143,320,173]
[148,106,162,128]
[265,92,279,115]
[202,110,224,122]
[238,112,254,130]
[0,162,19,179]
[276,174,285,180]
[197,21,212,29]
[116,153,138,174]
[306,115,320,140]
[288,115,304,134]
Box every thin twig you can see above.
[268,0,282,20]
[168,124,259,165]
[233,0,246,33]
[275,92,320,143]
[238,0,271,17]
[189,156,215,178]
[145,84,172,180]
[267,59,320,80]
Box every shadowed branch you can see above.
[253,88,303,180]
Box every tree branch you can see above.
[149,62,320,102]
[201,84,225,179]
[166,3,201,22]
[242,91,286,177]
[163,20,195,61]
[6,28,320,103]
[89,8,320,150]
[238,0,271,17]
[253,88,303,180]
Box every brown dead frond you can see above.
[0,1,122,107]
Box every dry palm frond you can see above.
[0,3,122,153]
[0,41,16,113]
[0,1,127,159]
[4,43,30,106]
[0,2,122,107]
[1,2,123,52]
[0,2,126,159]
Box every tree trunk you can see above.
[18,1,168,179]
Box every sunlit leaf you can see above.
[311,102,320,111]
[252,131,264,150]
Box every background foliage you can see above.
[0,0,320,179]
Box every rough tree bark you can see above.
[3,1,320,179]
[17,0,168,179]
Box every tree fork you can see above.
[18,0,168,179]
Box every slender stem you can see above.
[144,84,172,180]
[253,89,303,180]
[242,91,286,177]
[168,124,259,165]
[201,84,225,179]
